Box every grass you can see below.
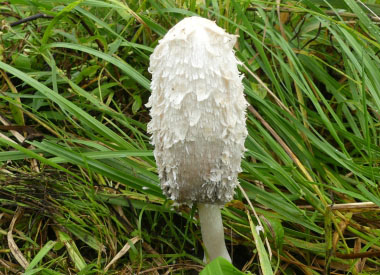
[1,0,380,274]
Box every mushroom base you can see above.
[198,203,231,263]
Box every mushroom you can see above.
[146,16,247,263]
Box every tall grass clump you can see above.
[1,0,380,274]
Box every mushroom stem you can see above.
[198,203,231,263]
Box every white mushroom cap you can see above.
[147,16,248,204]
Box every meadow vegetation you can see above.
[1,0,380,274]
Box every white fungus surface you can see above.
[147,16,248,204]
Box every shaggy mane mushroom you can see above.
[146,16,248,263]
